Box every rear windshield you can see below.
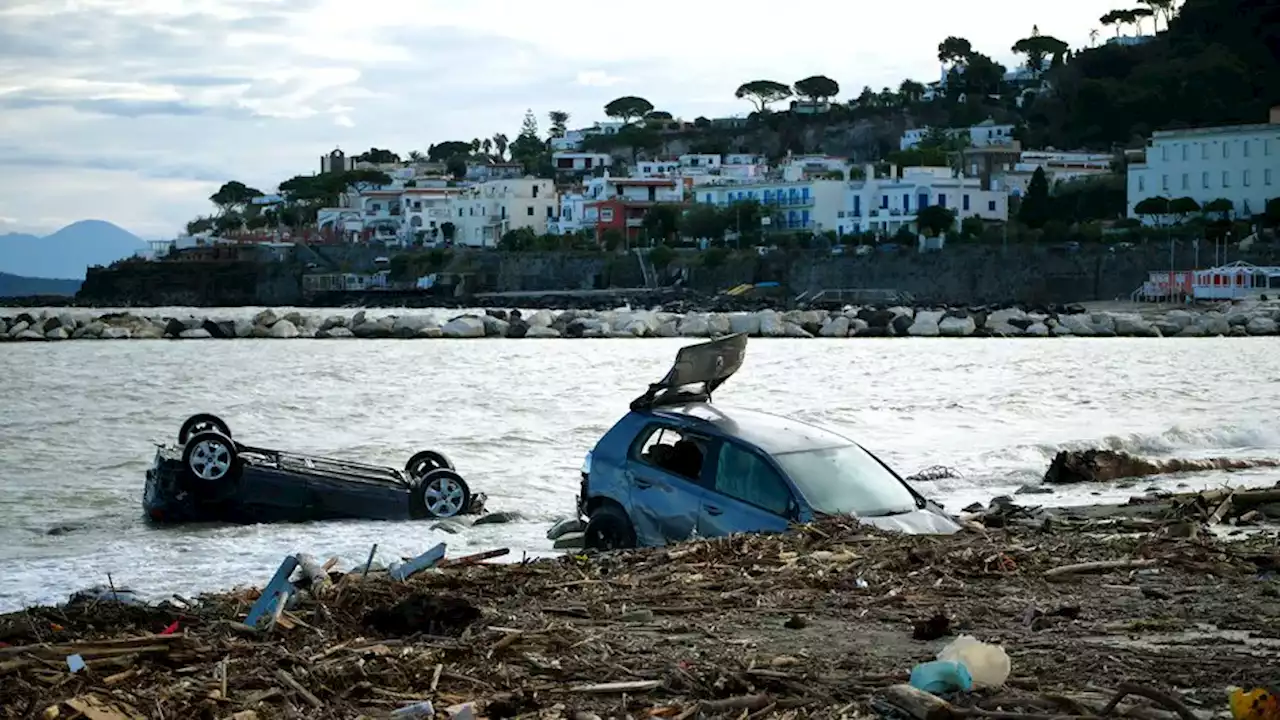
[773,444,918,517]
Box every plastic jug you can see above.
[937,635,1011,689]
[909,660,974,694]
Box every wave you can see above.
[1042,423,1280,457]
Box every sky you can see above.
[0,0,1137,239]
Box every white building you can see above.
[1126,109,1280,225]
[693,179,847,234]
[552,151,613,173]
[779,155,851,182]
[448,178,558,247]
[548,192,588,234]
[995,151,1115,195]
[586,174,686,203]
[837,165,1009,236]
[900,119,1016,151]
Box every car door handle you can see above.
[634,478,653,489]
[705,505,723,516]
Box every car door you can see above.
[623,423,713,545]
[698,438,797,539]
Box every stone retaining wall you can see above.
[4,302,1279,341]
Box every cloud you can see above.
[0,0,1127,236]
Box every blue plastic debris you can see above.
[67,654,86,673]
[389,543,447,581]
[908,659,974,694]
[244,555,299,628]
[390,700,435,718]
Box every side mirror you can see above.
[786,497,801,521]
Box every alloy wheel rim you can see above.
[190,439,231,480]
[425,477,465,517]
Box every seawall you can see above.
[56,244,1280,308]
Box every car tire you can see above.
[410,468,472,519]
[181,430,241,487]
[405,450,454,479]
[179,413,232,445]
[584,504,636,551]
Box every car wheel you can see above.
[411,469,472,519]
[584,504,636,551]
[179,413,232,445]
[182,431,240,484]
[405,450,454,479]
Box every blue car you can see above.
[576,333,961,550]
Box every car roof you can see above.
[646,402,854,456]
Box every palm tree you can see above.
[492,133,509,161]
[470,138,482,153]
[548,110,570,138]
[407,150,426,163]
[1089,28,1099,46]
[482,138,493,157]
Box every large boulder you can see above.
[505,319,530,338]
[1111,313,1159,337]
[1246,316,1278,335]
[179,328,213,339]
[320,315,349,331]
[44,326,71,341]
[757,310,787,337]
[677,314,711,337]
[392,315,437,338]
[986,308,1027,336]
[353,318,394,339]
[481,315,509,337]
[100,327,132,339]
[938,315,976,337]
[441,316,486,338]
[268,320,300,339]
[727,312,761,336]
[525,326,561,338]
[527,310,555,328]
[253,309,279,328]
[818,316,850,337]
[317,327,355,339]
[907,310,944,337]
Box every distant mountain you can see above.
[0,220,147,279]
[0,272,82,297]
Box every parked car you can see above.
[574,334,961,550]
[143,414,486,524]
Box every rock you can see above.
[268,320,300,339]
[7,320,30,337]
[100,327,132,339]
[162,318,186,337]
[179,328,213,339]
[481,315,509,337]
[252,309,278,327]
[986,308,1027,336]
[393,315,437,338]
[315,327,354,339]
[848,318,870,336]
[907,310,943,337]
[527,310,555,328]
[250,324,272,338]
[1162,309,1196,330]
[134,325,164,339]
[44,326,72,340]
[353,319,394,339]
[1016,484,1054,495]
[505,319,530,338]
[890,314,913,335]
[473,511,521,526]
[351,310,367,327]
[655,320,679,337]
[758,310,786,337]
[320,315,348,331]
[1246,316,1278,335]
[441,316,486,338]
[15,329,44,340]
[1024,321,1050,337]
[936,315,975,337]
[1176,324,1207,337]
[524,326,561,338]
[677,314,711,337]
[416,326,443,338]
[818,316,850,337]
[728,312,761,336]
[1111,313,1158,337]
[1058,314,1095,336]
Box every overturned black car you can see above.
[143,414,486,525]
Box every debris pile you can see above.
[2,517,1278,719]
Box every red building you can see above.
[585,178,690,243]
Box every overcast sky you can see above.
[0,0,1135,239]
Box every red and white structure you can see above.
[1136,261,1280,302]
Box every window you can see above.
[712,442,792,516]
[1266,169,1273,186]
[1243,141,1250,158]
[1202,171,1210,188]
[632,425,706,483]
[1223,170,1230,187]
[1202,144,1209,160]
[1267,139,1273,156]
[1181,145,1188,161]
[938,194,947,208]
[532,185,539,198]
[1161,175,1168,191]
[988,200,996,212]
[1181,174,1189,190]
[601,208,614,222]
[1138,176,1145,192]
[1244,170,1251,187]
[526,206,534,216]
[773,444,919,517]
[963,194,971,211]
[1223,143,1229,159]
[546,206,554,218]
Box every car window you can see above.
[712,441,792,516]
[631,425,707,483]
[772,444,918,517]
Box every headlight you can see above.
[580,451,592,475]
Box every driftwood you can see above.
[1044,558,1159,579]
[295,553,334,596]
[1044,449,1280,485]
[876,684,956,720]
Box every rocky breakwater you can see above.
[3,302,1280,341]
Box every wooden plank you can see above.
[389,543,447,581]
